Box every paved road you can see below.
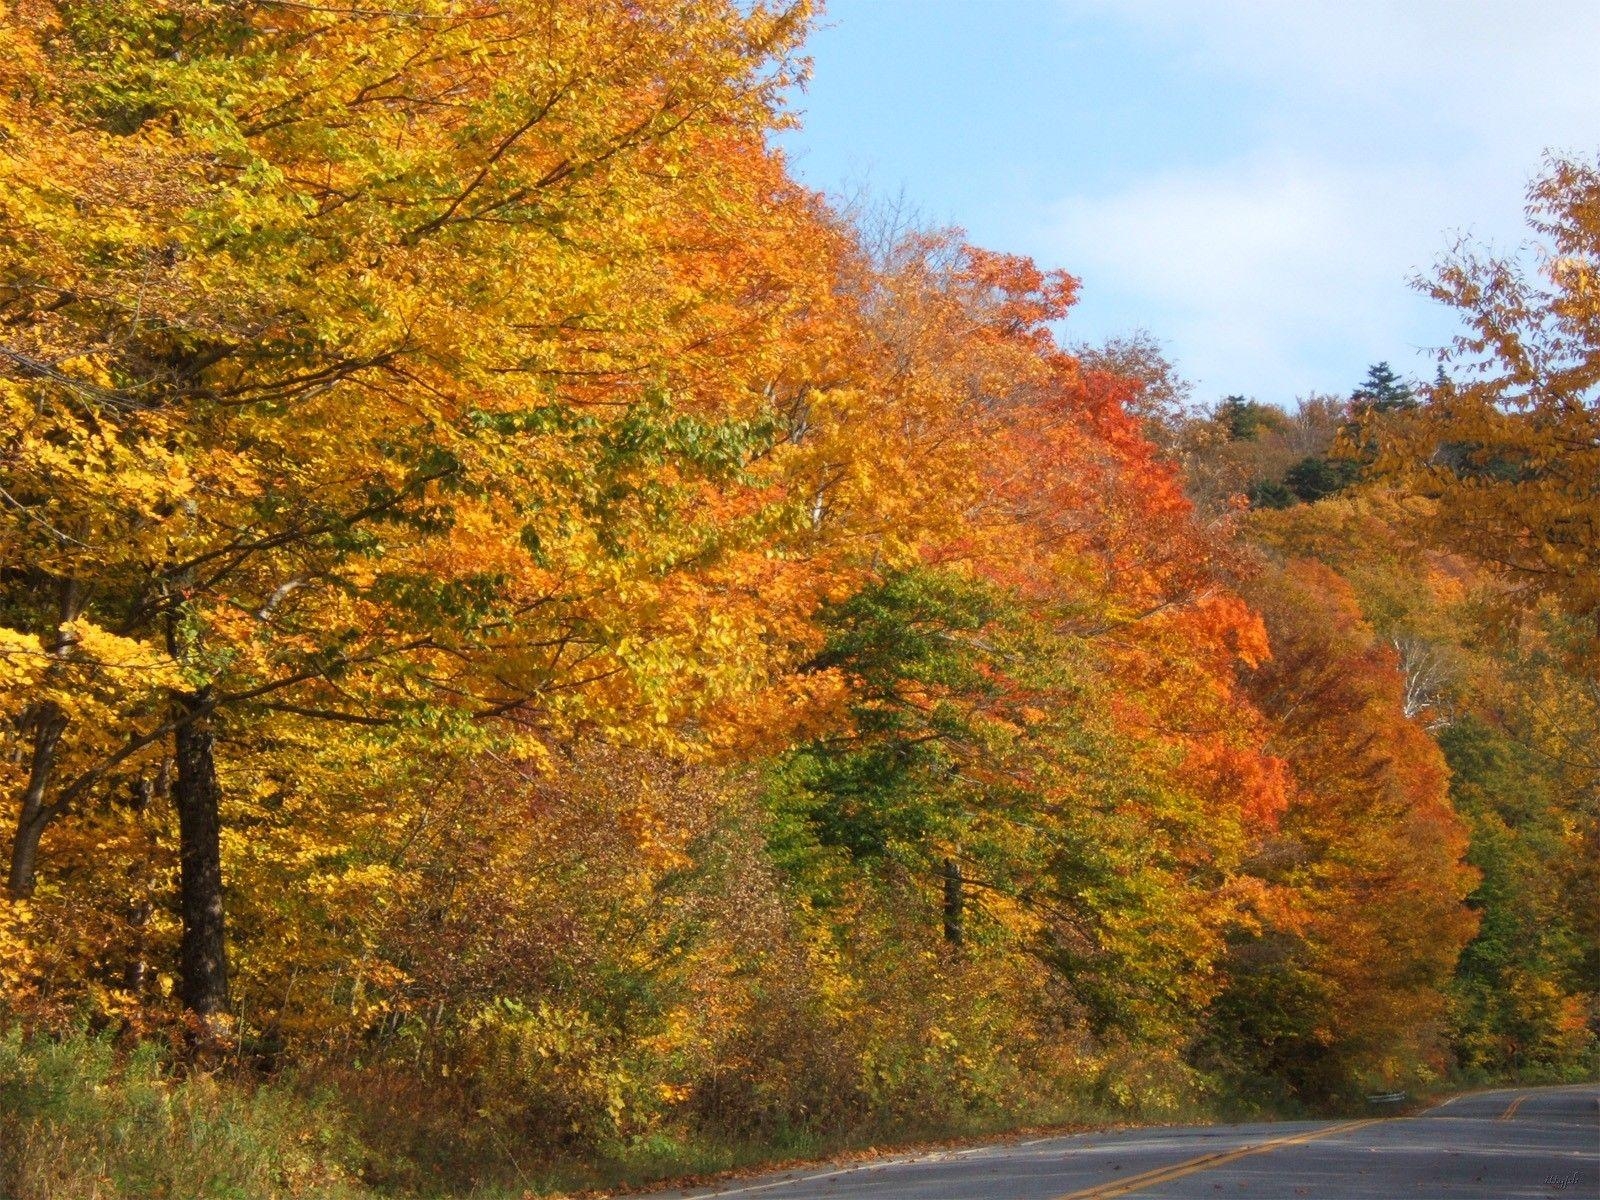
[650,1084,1598,1199]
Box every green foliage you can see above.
[769,569,1014,870]
[1439,716,1598,1079]
[1247,478,1298,509]
[0,1029,363,1200]
[1283,454,1360,502]
[1196,929,1330,1111]
[1350,362,1416,414]
[1214,395,1285,441]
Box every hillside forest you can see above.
[0,3,1596,1196]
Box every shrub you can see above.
[0,1029,364,1200]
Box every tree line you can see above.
[0,2,1594,1191]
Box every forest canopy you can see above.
[0,4,1594,1196]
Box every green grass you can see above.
[0,1029,1279,1200]
[0,1029,365,1200]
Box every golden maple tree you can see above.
[1376,154,1600,646]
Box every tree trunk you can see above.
[942,856,964,948]
[175,693,230,1022]
[7,706,66,897]
[125,898,152,996]
[7,578,80,897]
[121,762,166,996]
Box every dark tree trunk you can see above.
[942,856,964,948]
[122,762,166,996]
[124,898,153,995]
[175,693,229,1022]
[7,705,66,897]
[8,578,80,897]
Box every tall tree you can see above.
[1211,560,1477,1104]
[1350,362,1416,414]
[1374,154,1600,648]
[0,0,809,1022]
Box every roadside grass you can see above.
[0,1028,1180,1199]
[318,1057,1167,1199]
[0,1028,366,1200]
[15,1027,1548,1200]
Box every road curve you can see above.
[645,1084,1599,1200]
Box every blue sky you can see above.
[778,1,1600,404]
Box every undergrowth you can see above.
[0,1028,1234,1199]
[0,1029,364,1199]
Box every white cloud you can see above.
[1093,0,1600,147]
[1049,156,1464,395]
[1046,0,1600,398]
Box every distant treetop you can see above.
[1351,362,1417,413]
[1215,394,1285,441]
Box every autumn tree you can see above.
[1440,714,1597,1077]
[1247,486,1599,1078]
[1215,396,1284,442]
[0,3,1550,1164]
[0,0,809,1023]
[1070,330,1194,454]
[1207,560,1476,1104]
[1375,153,1600,645]
[759,227,1291,1088]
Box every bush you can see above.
[460,998,636,1151]
[0,1028,365,1200]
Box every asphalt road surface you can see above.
[650,1084,1599,1200]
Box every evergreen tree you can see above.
[1215,395,1280,440]
[1247,478,1298,510]
[1351,362,1416,413]
[1284,455,1360,503]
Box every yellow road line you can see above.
[1052,1119,1379,1200]
[1498,1094,1528,1121]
